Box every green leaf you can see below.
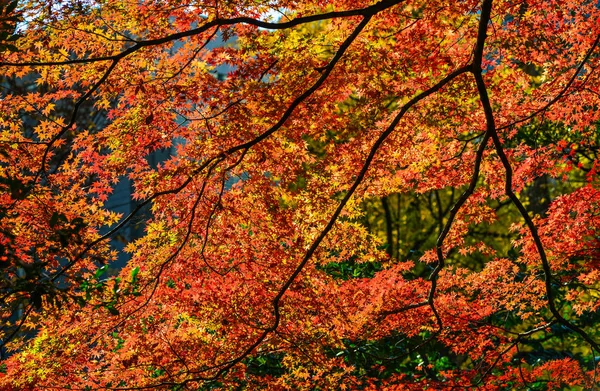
[95,265,108,280]
[113,277,121,294]
[130,266,140,282]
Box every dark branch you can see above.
[0,0,404,67]
[470,0,600,357]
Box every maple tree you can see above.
[0,0,600,389]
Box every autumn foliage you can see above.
[0,0,599,389]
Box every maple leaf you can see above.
[0,0,599,390]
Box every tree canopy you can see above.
[0,0,599,389]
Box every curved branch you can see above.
[0,0,404,67]
[471,0,600,357]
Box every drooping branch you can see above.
[489,120,600,354]
[0,0,404,68]
[470,0,600,356]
